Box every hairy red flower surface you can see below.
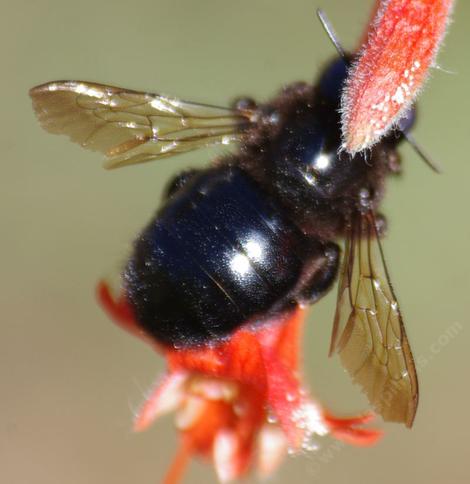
[341,0,454,154]
[98,281,381,483]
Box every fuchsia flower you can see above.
[341,0,454,154]
[99,282,381,483]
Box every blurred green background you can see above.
[1,0,469,483]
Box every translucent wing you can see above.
[29,81,256,169]
[330,212,419,427]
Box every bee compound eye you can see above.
[318,57,349,102]
[396,105,417,134]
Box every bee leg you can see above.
[163,169,203,200]
[298,241,340,304]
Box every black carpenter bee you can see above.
[29,43,418,427]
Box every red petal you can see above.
[260,345,328,449]
[166,329,269,395]
[328,427,383,447]
[323,412,383,447]
[273,307,306,370]
[342,0,454,154]
[96,280,151,343]
[133,371,188,432]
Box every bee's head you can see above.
[317,56,350,103]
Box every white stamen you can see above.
[214,430,239,483]
[257,426,288,478]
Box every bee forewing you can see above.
[29,81,254,169]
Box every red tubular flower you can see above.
[98,282,381,483]
[341,0,454,154]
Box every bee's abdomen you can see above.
[124,166,309,347]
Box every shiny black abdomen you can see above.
[124,166,328,347]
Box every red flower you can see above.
[98,282,381,483]
[341,0,454,154]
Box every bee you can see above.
[29,40,418,428]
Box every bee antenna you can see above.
[316,8,347,60]
[403,132,443,174]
